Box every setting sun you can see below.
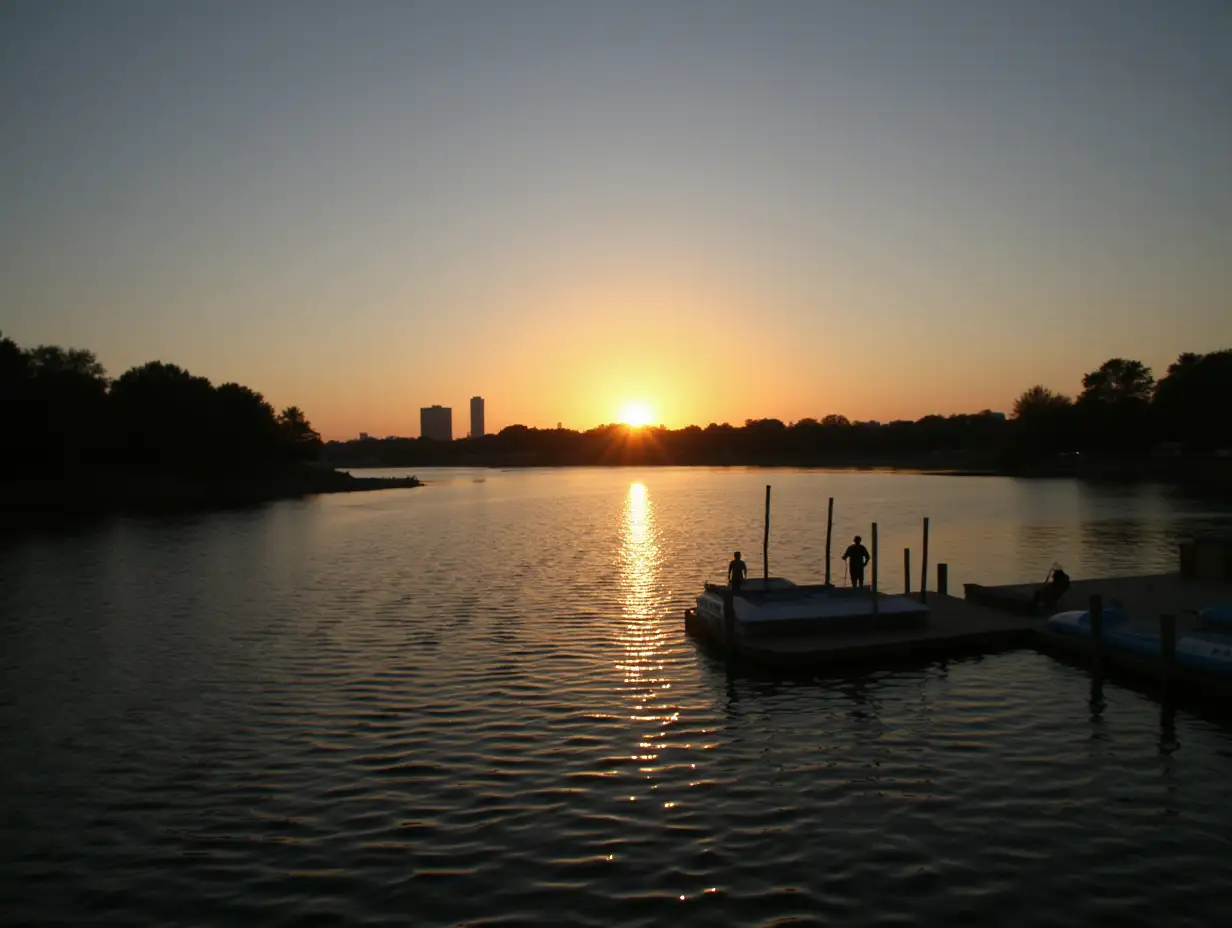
[618,402,655,427]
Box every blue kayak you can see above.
[1176,631,1232,677]
[1198,605,1232,632]
[1047,608,1160,657]
[1047,607,1131,636]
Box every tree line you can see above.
[324,350,1231,468]
[1,333,322,479]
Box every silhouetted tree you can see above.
[1079,358,1155,405]
[210,383,283,470]
[277,406,322,461]
[1153,349,1232,450]
[12,344,110,476]
[109,362,217,471]
[1012,385,1071,420]
[1073,358,1155,453]
[1007,385,1075,459]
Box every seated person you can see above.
[1031,567,1070,612]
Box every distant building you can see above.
[359,432,371,441]
[470,396,485,438]
[420,405,452,441]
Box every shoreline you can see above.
[0,469,422,518]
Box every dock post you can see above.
[904,548,911,595]
[722,588,738,660]
[1089,594,1103,669]
[1160,613,1176,686]
[937,563,948,596]
[871,522,879,615]
[763,485,771,582]
[824,497,834,586]
[920,517,930,603]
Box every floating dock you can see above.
[688,486,1232,700]
[686,592,1037,670]
[685,572,1232,699]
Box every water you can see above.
[2,468,1231,926]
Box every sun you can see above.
[618,401,655,427]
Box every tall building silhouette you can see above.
[420,405,452,441]
[470,396,485,438]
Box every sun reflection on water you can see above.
[617,482,665,688]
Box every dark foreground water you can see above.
[2,468,1231,926]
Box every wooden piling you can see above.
[824,497,834,586]
[1089,594,1103,668]
[937,563,948,596]
[763,485,771,582]
[1160,613,1177,683]
[904,548,911,595]
[920,517,930,604]
[872,522,879,615]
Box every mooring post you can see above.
[920,517,930,604]
[937,563,948,596]
[722,587,738,660]
[824,497,834,586]
[1160,613,1177,685]
[871,522,879,615]
[763,485,771,582]
[1090,594,1103,668]
[904,548,911,595]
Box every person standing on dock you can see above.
[728,551,748,593]
[843,536,871,587]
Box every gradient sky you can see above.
[3,1,1230,439]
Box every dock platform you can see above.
[685,573,1232,700]
[965,572,1232,625]
[685,593,1041,671]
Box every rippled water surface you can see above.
[3,468,1232,926]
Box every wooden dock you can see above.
[684,573,1232,700]
[686,593,1041,671]
[969,572,1232,701]
[966,572,1232,626]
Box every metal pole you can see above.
[904,548,911,595]
[824,497,834,586]
[763,485,771,581]
[920,517,930,604]
[937,563,948,596]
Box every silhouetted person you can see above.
[1031,567,1070,613]
[728,551,747,593]
[843,536,871,587]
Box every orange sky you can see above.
[3,3,1230,439]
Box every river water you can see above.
[2,468,1231,926]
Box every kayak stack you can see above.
[1047,605,1232,678]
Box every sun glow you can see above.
[619,401,655,427]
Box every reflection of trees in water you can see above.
[1011,481,1196,579]
[1079,517,1153,575]
[1074,482,1162,576]
[1016,522,1074,584]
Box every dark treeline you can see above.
[324,351,1232,470]
[1,333,322,480]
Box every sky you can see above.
[2,1,1230,439]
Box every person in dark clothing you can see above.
[728,551,748,593]
[843,536,871,587]
[1031,567,1070,612]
